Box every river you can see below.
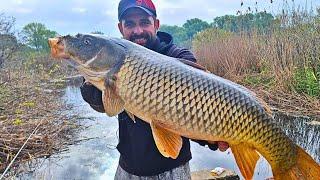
[14,85,320,180]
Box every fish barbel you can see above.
[48,34,320,179]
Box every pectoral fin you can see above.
[102,86,124,117]
[150,121,182,159]
[231,143,260,180]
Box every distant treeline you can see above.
[160,7,320,48]
[160,12,275,48]
[1,9,318,57]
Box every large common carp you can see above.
[48,34,320,180]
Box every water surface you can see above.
[14,86,320,179]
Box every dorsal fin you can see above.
[178,59,209,72]
[256,96,272,116]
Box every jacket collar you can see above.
[149,31,173,54]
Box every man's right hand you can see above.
[83,81,92,86]
[80,80,105,113]
[80,81,96,103]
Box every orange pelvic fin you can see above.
[273,146,320,180]
[150,120,182,159]
[231,143,260,180]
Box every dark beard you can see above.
[129,32,156,49]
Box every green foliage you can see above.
[212,12,274,34]
[160,18,210,48]
[159,25,188,46]
[15,109,23,114]
[161,13,273,48]
[22,22,58,52]
[212,15,238,32]
[293,68,320,97]
[182,18,211,39]
[244,74,275,88]
[13,118,23,126]
[193,28,233,47]
[22,101,36,107]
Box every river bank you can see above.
[0,69,80,175]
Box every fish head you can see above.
[48,34,127,91]
[48,33,126,72]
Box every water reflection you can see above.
[189,113,320,179]
[274,114,320,164]
[13,86,320,179]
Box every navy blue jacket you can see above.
[80,31,216,176]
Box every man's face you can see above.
[118,8,159,48]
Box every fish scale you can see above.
[117,50,295,171]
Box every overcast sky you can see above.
[1,0,319,37]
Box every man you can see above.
[80,0,229,179]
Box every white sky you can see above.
[0,0,319,37]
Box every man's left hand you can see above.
[208,141,229,152]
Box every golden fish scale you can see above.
[117,50,297,172]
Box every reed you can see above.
[193,8,320,117]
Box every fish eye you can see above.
[83,37,92,45]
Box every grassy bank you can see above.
[193,10,320,118]
[0,51,78,173]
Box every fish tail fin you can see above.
[273,146,320,180]
[231,143,260,180]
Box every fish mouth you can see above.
[48,37,106,86]
[48,37,70,59]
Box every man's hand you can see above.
[208,141,229,152]
[80,80,105,113]
[217,141,229,152]
[83,81,92,86]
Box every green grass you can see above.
[293,68,320,97]
[244,74,275,88]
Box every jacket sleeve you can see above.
[166,44,197,62]
[80,80,105,113]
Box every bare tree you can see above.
[0,13,18,68]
